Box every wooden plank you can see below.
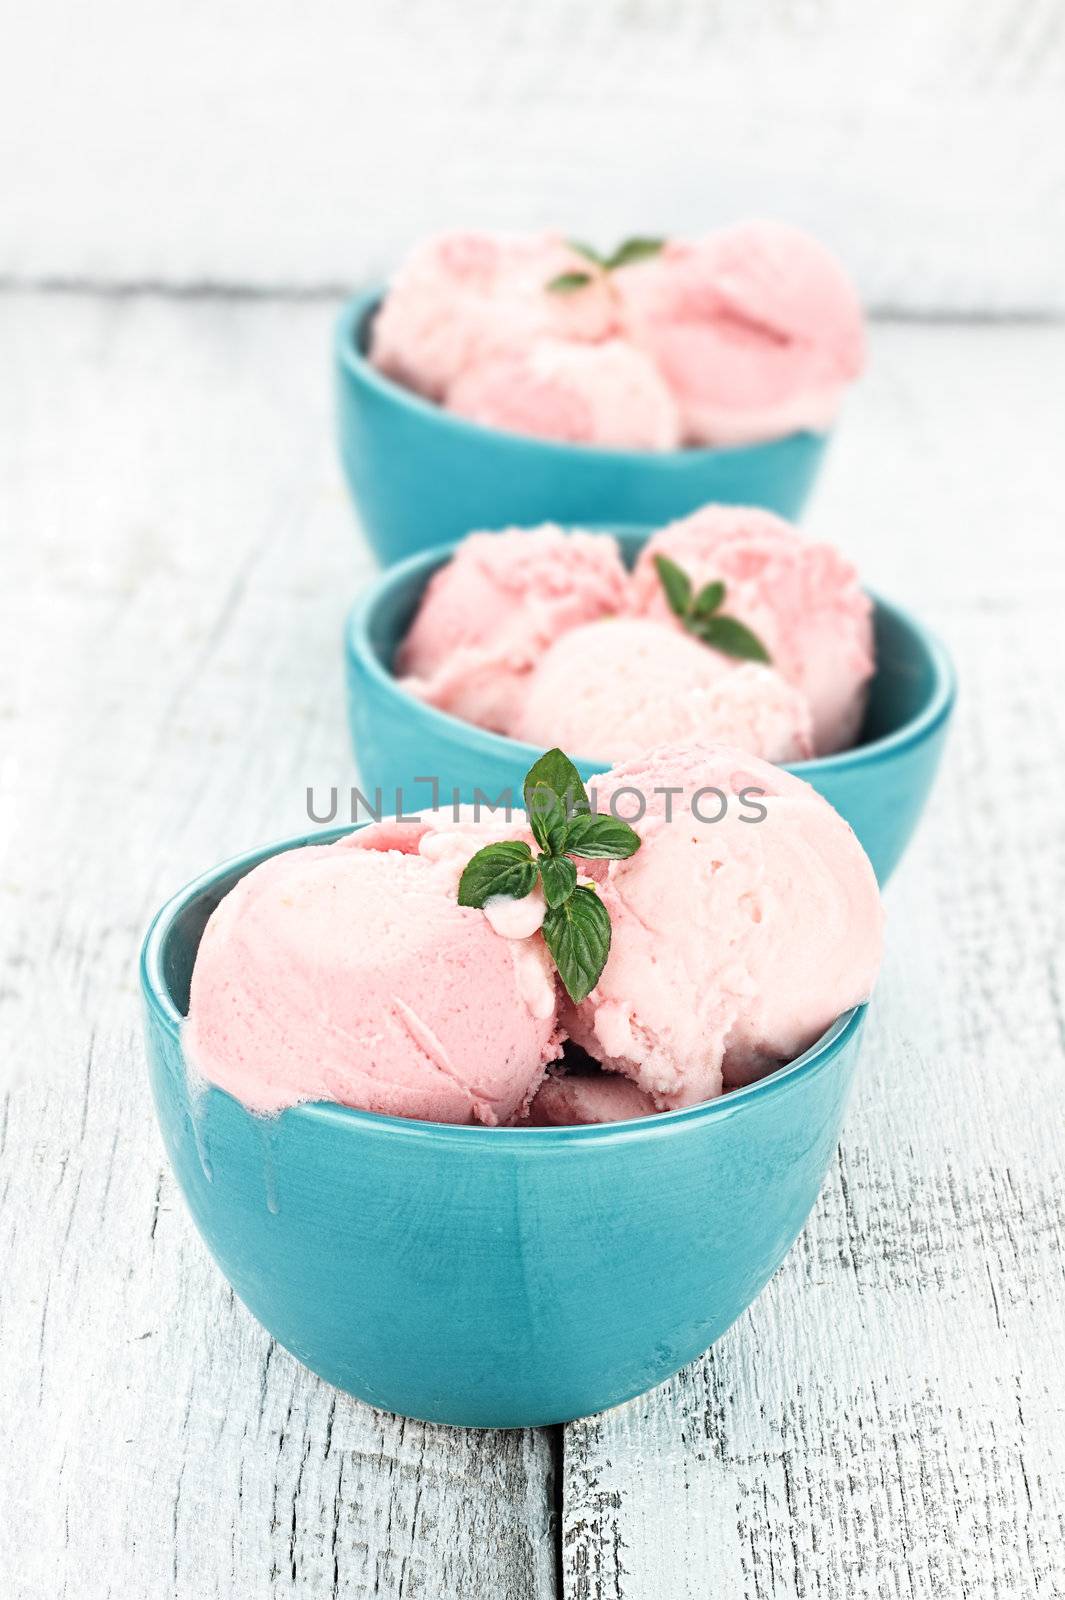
[561,324,1065,1598]
[1,2,1063,313]
[0,291,555,1600]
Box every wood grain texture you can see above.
[0,292,554,1600]
[2,1,1064,313]
[562,324,1065,1599]
[1,296,1063,1597]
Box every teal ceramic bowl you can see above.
[141,832,868,1428]
[334,292,830,565]
[344,528,955,883]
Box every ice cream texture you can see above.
[397,507,871,760]
[526,1069,656,1126]
[447,338,680,450]
[184,743,881,1126]
[631,504,874,754]
[369,231,620,402]
[565,744,882,1109]
[184,814,561,1125]
[369,222,864,447]
[396,525,628,733]
[615,220,865,445]
[512,618,813,764]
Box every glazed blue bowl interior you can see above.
[344,527,955,884]
[142,830,866,1428]
[334,292,831,565]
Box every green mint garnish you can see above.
[562,811,644,860]
[696,614,772,660]
[542,887,612,1007]
[455,839,539,905]
[654,553,692,617]
[690,579,725,620]
[568,240,607,268]
[546,271,595,294]
[546,236,665,293]
[606,236,666,269]
[457,747,641,1003]
[653,554,771,664]
[539,853,577,909]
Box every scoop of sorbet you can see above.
[184,820,561,1124]
[630,505,873,754]
[616,220,865,446]
[446,338,680,450]
[509,618,812,764]
[564,742,882,1109]
[369,230,620,401]
[396,525,629,733]
[524,1069,656,1126]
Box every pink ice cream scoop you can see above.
[525,1069,656,1126]
[369,231,620,402]
[509,618,812,764]
[396,525,629,733]
[630,505,873,754]
[564,742,882,1109]
[446,338,681,450]
[616,220,865,446]
[184,820,562,1124]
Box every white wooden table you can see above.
[2,293,1064,1598]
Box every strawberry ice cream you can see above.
[446,339,680,450]
[183,739,881,1127]
[369,231,619,402]
[396,525,628,733]
[630,505,874,754]
[616,220,865,446]
[395,509,872,761]
[369,223,864,448]
[511,618,812,763]
[565,743,882,1108]
[184,820,562,1124]
[525,1069,655,1126]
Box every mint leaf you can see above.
[539,853,577,910]
[606,236,665,270]
[691,579,725,619]
[457,751,627,1002]
[695,614,771,663]
[523,748,591,830]
[654,555,771,663]
[541,886,611,1004]
[552,238,662,290]
[563,812,641,861]
[526,783,569,855]
[653,554,692,619]
[568,240,606,267]
[546,271,594,294]
[458,841,538,908]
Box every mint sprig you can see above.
[539,853,577,909]
[546,235,665,294]
[541,887,612,1006]
[546,271,595,294]
[457,748,640,1003]
[455,839,539,906]
[604,236,666,269]
[654,554,771,664]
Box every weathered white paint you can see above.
[1,294,1063,1597]
[0,292,554,1600]
[563,324,1065,1597]
[2,1,1064,312]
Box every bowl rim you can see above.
[335,289,828,467]
[344,530,957,780]
[140,824,867,1149]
